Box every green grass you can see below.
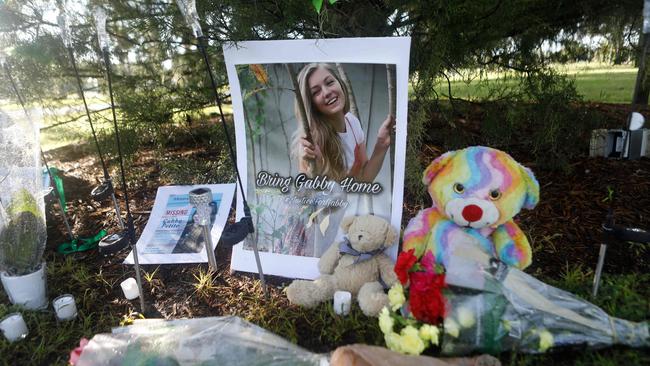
[0,256,121,365]
[1,255,647,365]
[440,64,637,103]
[0,97,234,152]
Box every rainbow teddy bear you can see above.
[403,146,540,269]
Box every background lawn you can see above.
[440,63,637,104]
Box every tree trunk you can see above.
[244,107,258,179]
[286,63,315,176]
[387,64,396,118]
[633,33,650,105]
[358,65,376,215]
[253,93,265,170]
[336,63,360,120]
[386,63,396,180]
[272,65,292,174]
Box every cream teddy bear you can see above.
[286,214,398,316]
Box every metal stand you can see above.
[592,209,650,297]
[100,48,146,314]
[66,46,126,231]
[189,188,218,271]
[591,243,607,297]
[196,36,267,297]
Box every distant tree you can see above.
[0,0,644,137]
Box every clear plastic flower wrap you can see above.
[175,0,203,37]
[0,109,47,276]
[76,316,327,366]
[56,2,72,48]
[93,7,110,51]
[441,243,649,355]
[381,241,649,356]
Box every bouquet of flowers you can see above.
[378,248,446,355]
[380,243,650,356]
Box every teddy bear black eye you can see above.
[489,189,501,200]
[453,183,465,194]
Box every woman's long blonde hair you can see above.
[291,63,350,181]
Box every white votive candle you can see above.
[333,291,352,316]
[53,294,78,321]
[120,277,140,300]
[0,313,28,342]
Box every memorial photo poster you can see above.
[124,184,235,265]
[225,37,411,279]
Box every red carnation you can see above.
[408,271,446,324]
[395,249,418,285]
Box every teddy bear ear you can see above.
[423,150,456,186]
[384,224,398,247]
[520,166,540,209]
[340,216,356,233]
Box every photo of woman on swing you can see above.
[226,37,410,279]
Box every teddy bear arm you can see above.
[492,221,532,269]
[318,242,342,274]
[376,255,398,286]
[402,208,439,253]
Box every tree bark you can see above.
[633,33,650,105]
[386,63,396,181]
[387,64,396,117]
[272,65,292,173]
[286,63,315,176]
[336,63,360,120]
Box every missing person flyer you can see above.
[124,184,235,265]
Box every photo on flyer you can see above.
[225,38,411,279]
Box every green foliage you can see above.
[0,190,46,276]
[311,0,338,14]
[403,98,430,205]
[0,0,643,179]
[517,70,606,170]
[428,68,608,171]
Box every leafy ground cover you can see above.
[1,101,649,365]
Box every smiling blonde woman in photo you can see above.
[287,63,394,257]
[292,63,394,182]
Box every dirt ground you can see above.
[39,103,650,351]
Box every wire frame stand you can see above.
[57,10,126,240]
[175,0,267,297]
[94,7,146,314]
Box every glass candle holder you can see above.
[0,313,28,342]
[53,294,78,321]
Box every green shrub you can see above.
[426,68,607,171]
[516,70,605,170]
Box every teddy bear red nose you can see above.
[462,204,483,222]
